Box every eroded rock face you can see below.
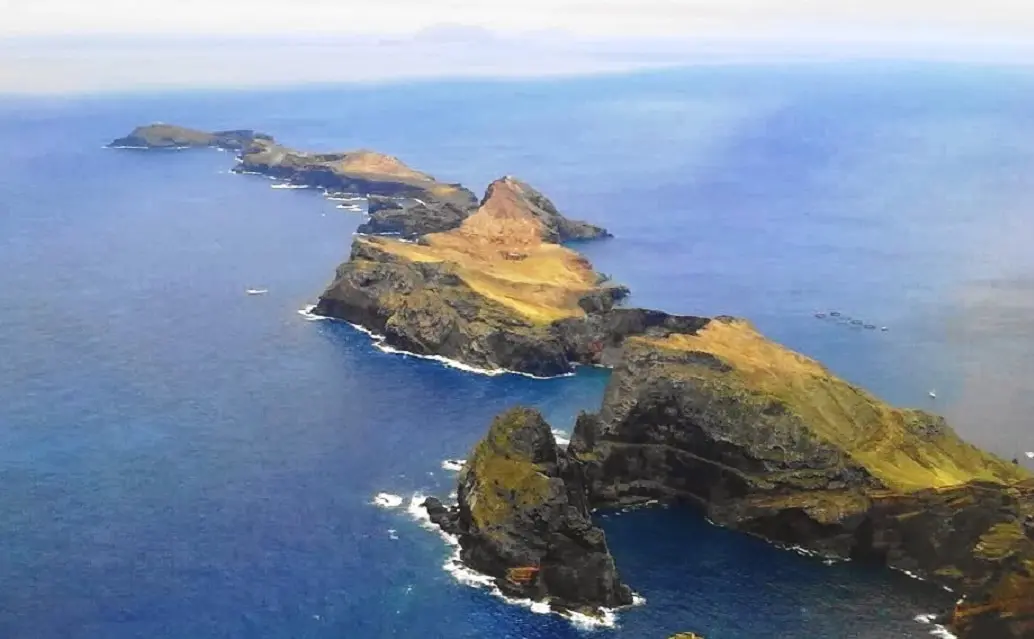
[358,195,475,239]
[235,140,480,215]
[423,407,633,614]
[567,319,1034,638]
[109,124,272,150]
[313,238,573,376]
[313,175,714,376]
[314,237,712,376]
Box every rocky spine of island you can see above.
[112,124,1034,639]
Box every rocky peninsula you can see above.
[108,123,273,150]
[110,124,611,242]
[112,124,1034,638]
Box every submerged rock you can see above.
[423,407,633,615]
[109,124,272,150]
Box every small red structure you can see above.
[506,566,540,584]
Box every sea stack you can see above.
[423,407,633,617]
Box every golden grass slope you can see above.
[364,177,602,323]
[325,149,436,183]
[637,318,1030,493]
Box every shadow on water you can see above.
[597,506,955,639]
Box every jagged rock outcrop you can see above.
[566,317,1033,638]
[481,177,610,242]
[235,140,480,221]
[423,407,633,615]
[111,124,488,236]
[113,121,1032,635]
[358,195,474,239]
[313,177,706,375]
[314,235,714,376]
[108,124,272,150]
[354,177,609,241]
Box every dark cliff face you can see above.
[358,195,474,239]
[314,238,711,376]
[569,338,880,519]
[313,239,573,376]
[568,328,1034,638]
[109,124,272,150]
[234,140,479,216]
[424,407,633,614]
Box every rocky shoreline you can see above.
[112,123,1034,638]
[424,322,1033,636]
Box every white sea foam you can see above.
[297,306,574,380]
[234,170,278,180]
[328,195,365,202]
[551,429,571,446]
[374,342,573,380]
[442,459,465,472]
[893,567,954,592]
[372,493,404,509]
[405,493,435,529]
[347,321,386,340]
[107,144,192,151]
[403,491,639,629]
[271,183,311,190]
[915,613,958,639]
[297,305,329,322]
[336,204,364,211]
[388,529,399,540]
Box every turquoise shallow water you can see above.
[2,62,1034,638]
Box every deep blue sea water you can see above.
[3,62,1034,638]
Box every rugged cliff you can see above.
[423,407,633,616]
[566,318,1033,637]
[110,124,486,236]
[109,124,272,150]
[111,122,1032,635]
[313,176,669,376]
[234,139,480,227]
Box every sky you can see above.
[5,0,1034,40]
[3,0,1034,93]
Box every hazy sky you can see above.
[5,0,1034,40]
[4,0,1034,93]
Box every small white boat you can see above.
[928,390,937,399]
[246,288,268,296]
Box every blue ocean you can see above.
[3,62,1034,639]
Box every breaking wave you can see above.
[441,459,465,472]
[402,493,639,629]
[298,308,573,380]
[915,613,958,638]
[372,493,404,509]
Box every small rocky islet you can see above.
[112,123,1034,638]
